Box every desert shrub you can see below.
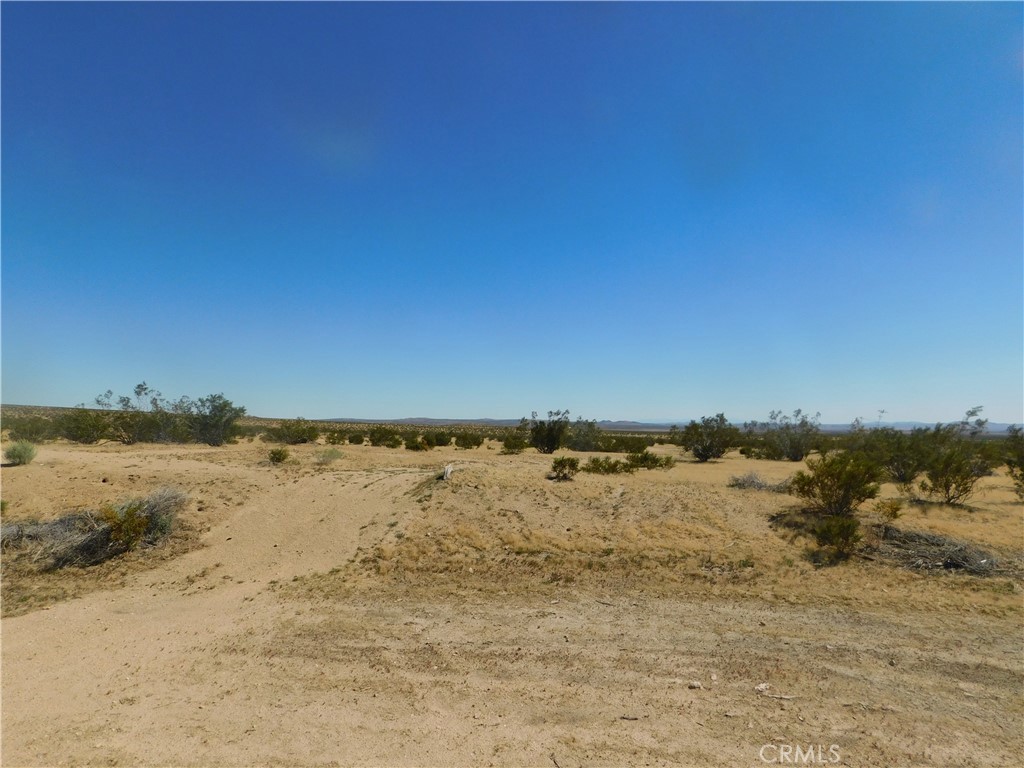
[790,450,881,516]
[744,409,821,462]
[727,472,792,493]
[679,413,740,462]
[348,432,366,445]
[4,441,37,466]
[600,433,654,453]
[423,430,452,448]
[314,448,343,466]
[872,498,904,522]
[918,408,998,505]
[500,422,530,454]
[454,431,485,449]
[90,383,242,445]
[6,416,55,443]
[529,410,571,454]
[324,429,348,445]
[564,418,603,452]
[100,501,149,549]
[582,456,633,474]
[814,516,862,559]
[268,447,289,464]
[1005,425,1024,501]
[368,426,401,448]
[268,418,320,445]
[20,487,187,569]
[55,408,111,444]
[550,456,580,481]
[625,450,674,470]
[403,432,428,451]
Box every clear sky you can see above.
[2,2,1022,424]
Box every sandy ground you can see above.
[1,438,1021,767]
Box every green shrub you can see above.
[872,498,904,521]
[55,408,111,444]
[454,431,485,449]
[625,450,674,470]
[1006,425,1024,501]
[550,456,580,481]
[369,426,402,448]
[679,413,740,462]
[4,440,37,466]
[403,432,428,451]
[813,516,862,559]
[529,410,571,454]
[564,418,603,452]
[423,431,452,448]
[918,408,998,505]
[744,409,821,462]
[100,501,149,549]
[600,433,654,453]
[790,451,881,516]
[6,416,55,443]
[325,429,348,445]
[500,424,529,454]
[268,417,321,444]
[582,456,633,474]
[348,432,366,445]
[268,447,289,464]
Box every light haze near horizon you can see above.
[2,3,1021,424]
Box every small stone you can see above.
[755,682,771,693]
[688,681,702,690]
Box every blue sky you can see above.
[2,2,1021,424]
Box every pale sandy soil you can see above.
[1,438,1021,767]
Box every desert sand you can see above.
[1,436,1021,767]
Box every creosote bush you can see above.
[4,441,37,466]
[268,447,289,464]
[268,418,321,445]
[1006,425,1024,501]
[454,432,485,449]
[678,413,740,462]
[813,516,862,560]
[582,456,634,475]
[790,450,881,516]
[549,456,580,481]
[744,409,821,462]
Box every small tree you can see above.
[680,413,740,462]
[529,410,571,454]
[790,450,881,516]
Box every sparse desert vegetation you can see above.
[1,405,1022,766]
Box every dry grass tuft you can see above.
[1,487,187,570]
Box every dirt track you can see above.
[2,441,1021,766]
